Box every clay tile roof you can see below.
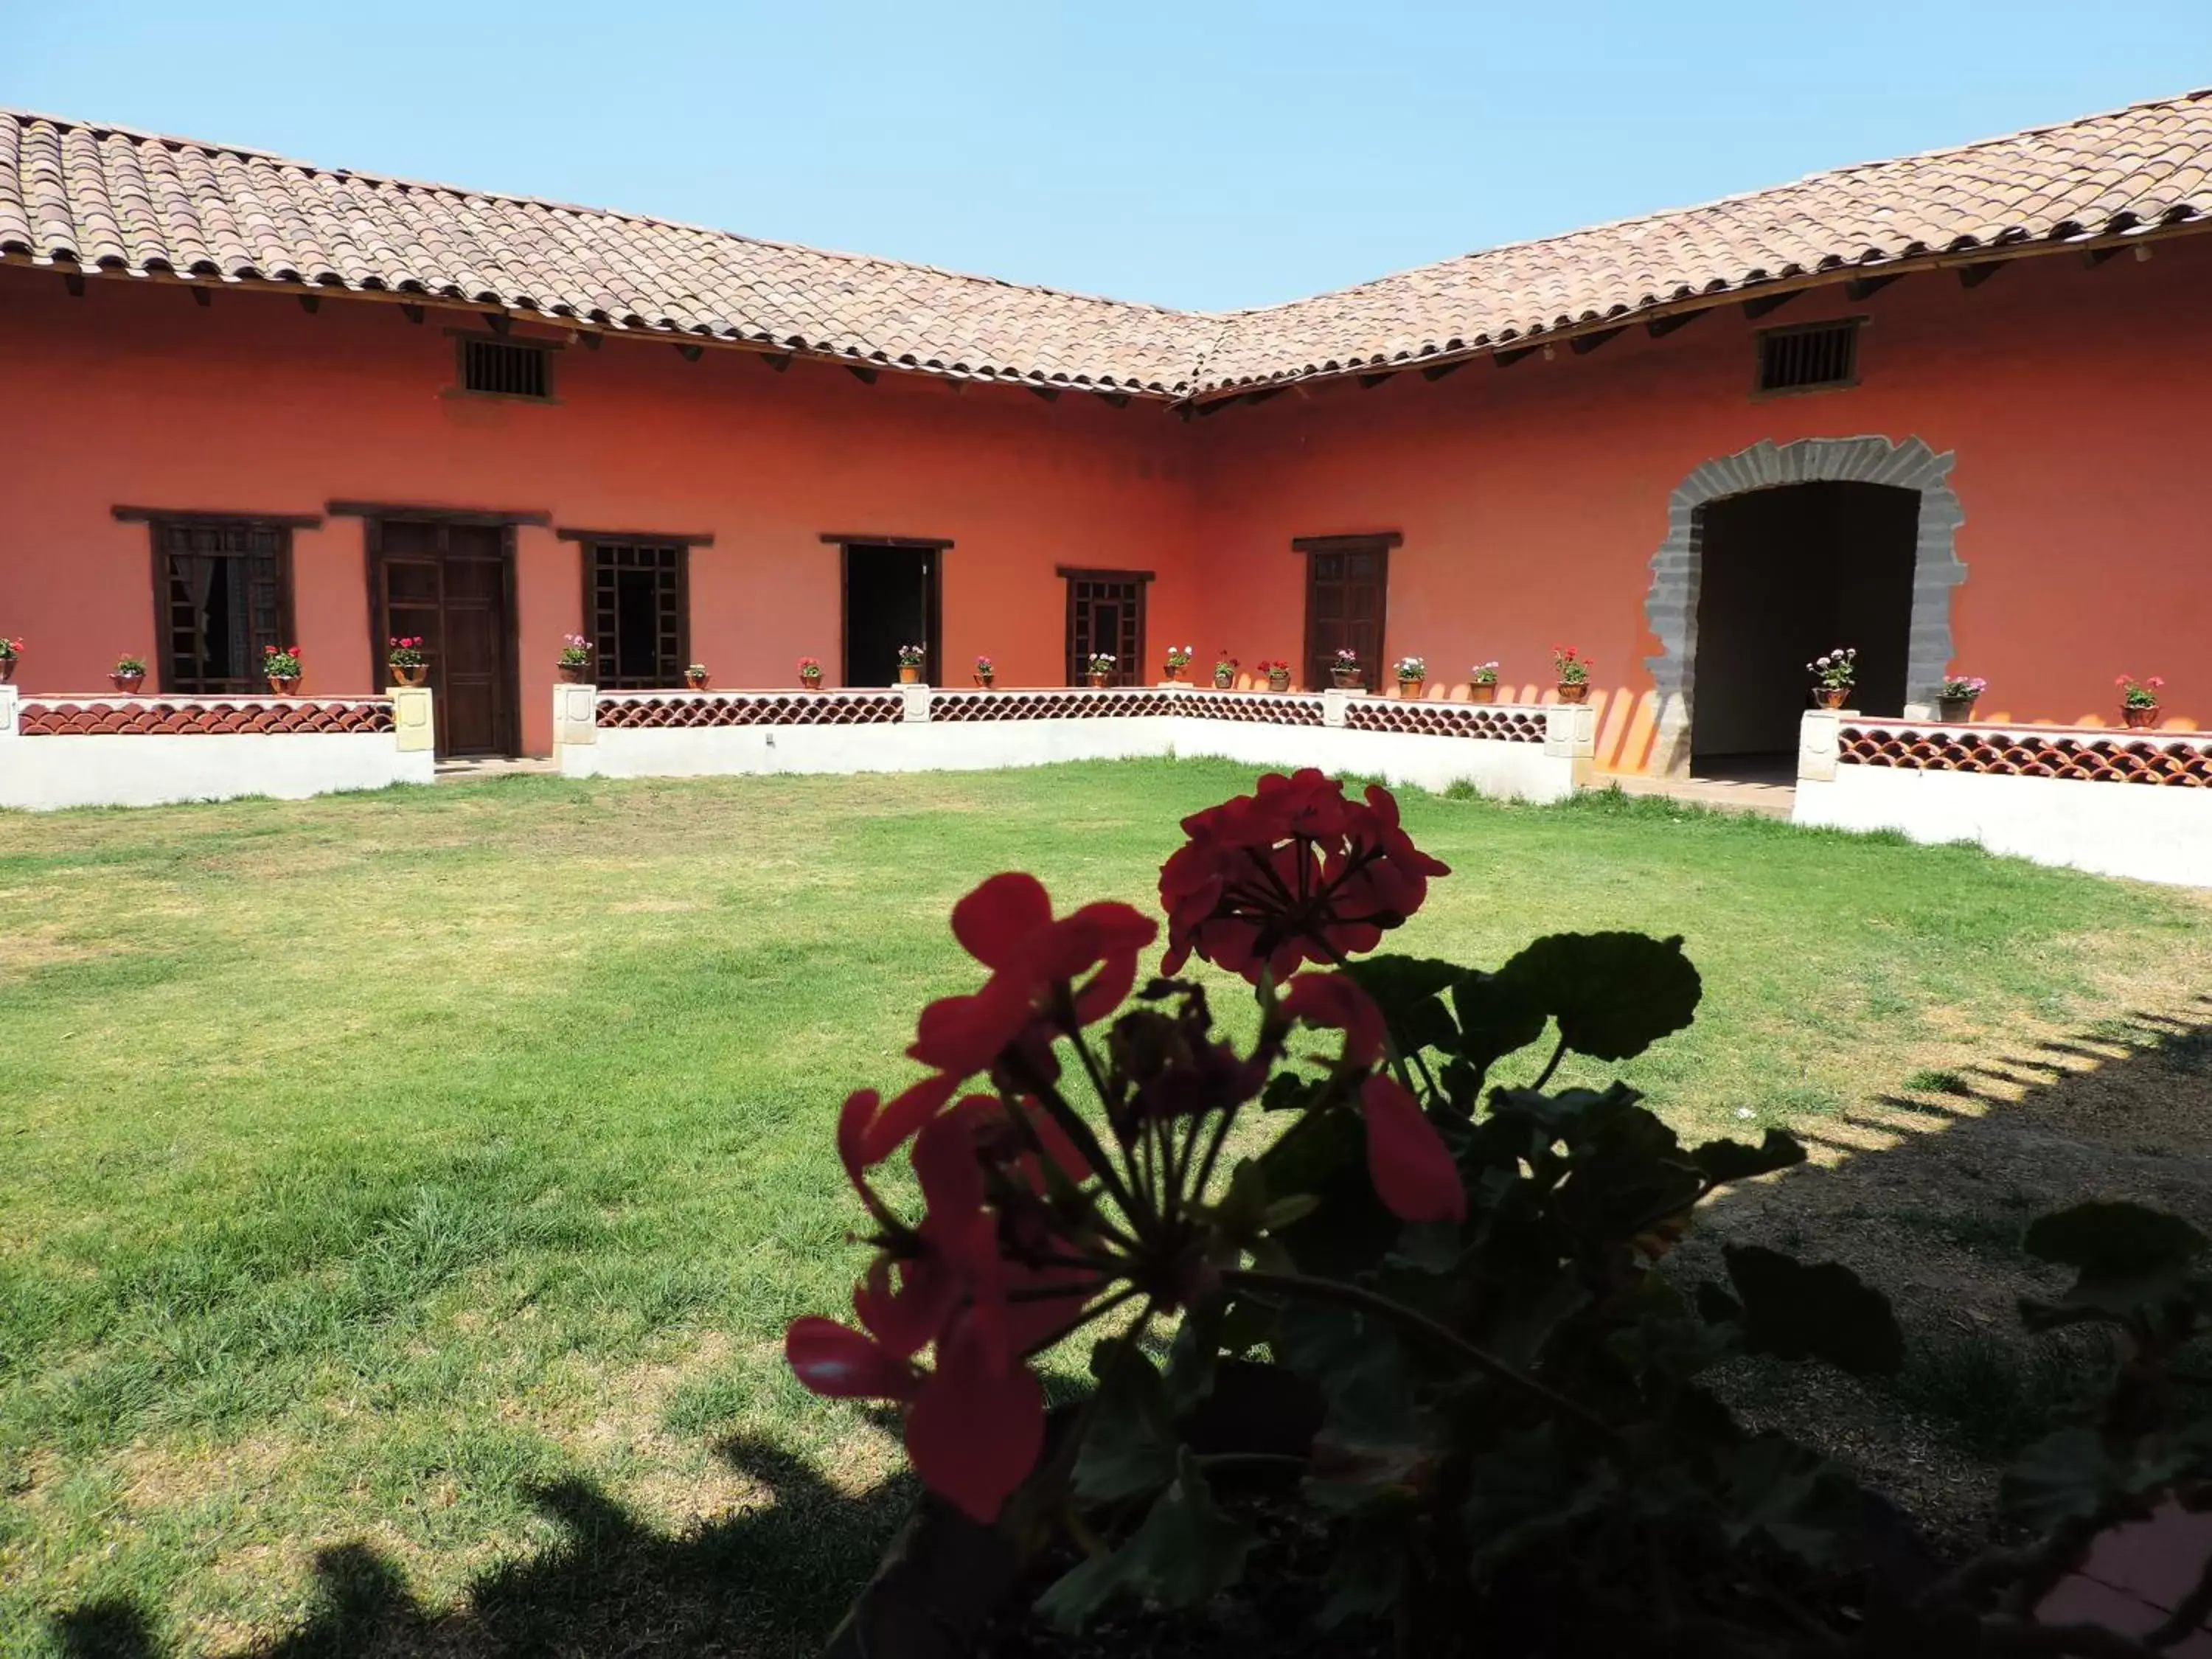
[1199,88,2212,392]
[4,88,2210,400]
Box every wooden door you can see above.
[1063,571,1147,685]
[371,520,518,757]
[1303,543,1389,691]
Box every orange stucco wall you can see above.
[2,236,2206,765]
[1191,236,2211,768]
[0,270,1201,753]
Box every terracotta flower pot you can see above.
[1470,682,1498,703]
[1397,678,1425,700]
[557,662,588,684]
[0,656,15,684]
[1331,669,1361,689]
[801,675,824,692]
[1214,671,1234,689]
[1086,672,1110,688]
[1556,682,1591,704]
[390,664,426,688]
[973,673,995,688]
[1936,696,1977,723]
[268,675,300,695]
[110,671,144,694]
[1164,666,1186,682]
[1267,673,1291,692]
[2122,704,2160,730]
[898,666,922,685]
[684,672,709,691]
[1812,686,1848,710]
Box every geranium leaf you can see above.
[2000,1427,2121,1531]
[2024,1202,2207,1275]
[1119,1449,1258,1608]
[1449,970,1548,1072]
[1344,956,1464,1054]
[1275,1301,1419,1446]
[1495,932,1703,1061]
[1036,1546,1139,1632]
[1723,1245,1903,1375]
[1071,1340,1178,1502]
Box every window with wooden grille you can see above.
[1062,570,1148,686]
[153,521,294,692]
[585,543,688,687]
[459,336,552,400]
[1756,319,1861,394]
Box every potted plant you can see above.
[1085,652,1116,689]
[684,663,711,691]
[1259,658,1292,692]
[2117,672,2166,730]
[1393,654,1427,699]
[973,655,995,688]
[1329,647,1362,689]
[263,644,303,695]
[897,644,926,686]
[558,634,594,684]
[386,636,426,688]
[798,655,824,691]
[1163,644,1194,683]
[1806,646,1856,709]
[1470,659,1501,704]
[1212,649,1237,690]
[0,636,21,685]
[111,654,146,694]
[1937,674,1986,723]
[1552,644,1592,703]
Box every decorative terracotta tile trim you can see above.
[1343,700,1548,744]
[595,691,905,728]
[1185,692,1326,727]
[930,689,1180,722]
[19,697,396,737]
[1838,723,2212,787]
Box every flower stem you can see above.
[1220,1266,1619,1441]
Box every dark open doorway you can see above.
[1691,481,1919,775]
[841,543,942,686]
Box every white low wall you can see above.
[0,686,437,811]
[1792,709,2212,888]
[556,686,1592,803]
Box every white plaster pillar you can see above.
[1798,709,1842,782]
[1543,703,1598,787]
[391,686,434,753]
[1321,688,1358,728]
[552,683,598,751]
[900,685,933,723]
[0,684,18,740]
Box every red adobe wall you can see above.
[1192,235,2212,771]
[0,268,1201,753]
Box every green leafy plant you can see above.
[789,771,2212,1657]
[558,634,593,668]
[1470,660,1500,686]
[1808,647,1857,689]
[114,654,147,675]
[262,644,303,679]
[897,643,927,669]
[2116,674,2166,710]
[386,636,425,669]
[1552,644,1590,686]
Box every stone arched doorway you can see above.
[1642,436,1967,777]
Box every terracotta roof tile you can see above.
[4,89,2209,398]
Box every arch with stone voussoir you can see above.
[1641,435,1967,777]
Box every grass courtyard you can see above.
[3,759,2210,1657]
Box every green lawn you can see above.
[3,762,2208,1656]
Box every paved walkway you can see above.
[1597,766,1798,818]
[434,756,560,782]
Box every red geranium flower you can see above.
[909,873,1156,1080]
[1159,771,1449,983]
[1360,1074,1465,1223]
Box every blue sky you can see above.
[10,1,2211,310]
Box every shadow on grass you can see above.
[52,1436,912,1659]
[1693,994,2212,1474]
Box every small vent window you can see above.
[1756,320,1860,394]
[460,337,552,399]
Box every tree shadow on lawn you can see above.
[1683,993,2212,1540]
[52,1433,914,1659]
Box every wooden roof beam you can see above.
[1958,261,2005,288]
[1644,310,1703,338]
[1568,326,1626,355]
[1740,290,1800,320]
[1843,274,1905,300]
